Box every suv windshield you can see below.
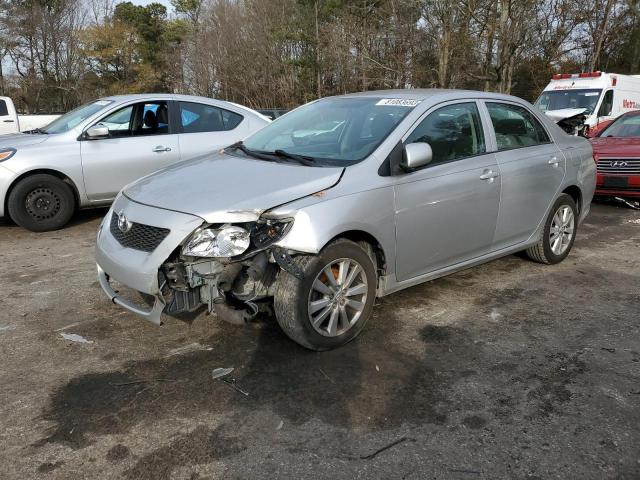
[43,100,114,134]
[599,113,640,137]
[535,89,602,115]
[241,97,417,165]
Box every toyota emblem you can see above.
[117,211,132,233]
[611,160,628,168]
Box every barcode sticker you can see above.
[376,99,421,107]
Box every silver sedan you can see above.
[96,89,596,350]
[0,94,270,231]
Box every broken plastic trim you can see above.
[97,265,166,325]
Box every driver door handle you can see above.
[153,146,171,153]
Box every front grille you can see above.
[597,158,640,174]
[109,213,170,252]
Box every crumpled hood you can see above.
[544,108,587,123]
[590,136,640,157]
[0,133,49,148]
[124,152,344,223]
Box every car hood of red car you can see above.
[590,136,640,157]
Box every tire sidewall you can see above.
[541,194,578,264]
[278,241,377,350]
[8,175,75,232]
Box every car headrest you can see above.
[144,110,158,129]
[156,104,168,124]
[495,118,527,135]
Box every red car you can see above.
[590,110,640,198]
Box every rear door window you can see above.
[486,102,550,151]
[179,102,243,133]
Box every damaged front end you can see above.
[158,217,297,325]
[544,108,588,136]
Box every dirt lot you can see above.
[0,201,639,480]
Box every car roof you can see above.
[97,94,269,120]
[336,88,526,103]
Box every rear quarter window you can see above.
[0,100,8,116]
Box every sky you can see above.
[128,0,174,11]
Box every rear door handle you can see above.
[153,146,171,153]
[479,169,499,181]
[2,119,14,123]
[548,156,559,166]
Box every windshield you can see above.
[43,100,114,134]
[599,113,640,137]
[241,97,417,165]
[535,89,602,115]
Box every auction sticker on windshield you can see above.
[376,99,421,107]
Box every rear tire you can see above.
[7,174,75,232]
[525,193,577,265]
[273,239,377,351]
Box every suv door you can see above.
[483,101,565,249]
[80,100,180,201]
[177,101,246,161]
[394,101,501,282]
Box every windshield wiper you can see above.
[227,141,281,162]
[271,149,316,166]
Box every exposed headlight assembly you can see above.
[183,226,251,258]
[0,148,17,162]
[182,219,293,258]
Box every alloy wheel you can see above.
[549,205,575,255]
[308,258,368,337]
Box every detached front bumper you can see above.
[97,264,166,325]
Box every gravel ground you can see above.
[0,201,639,480]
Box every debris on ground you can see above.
[319,368,335,384]
[0,325,16,331]
[211,367,234,379]
[59,333,93,344]
[615,197,640,210]
[602,347,616,353]
[360,436,414,460]
[166,342,213,357]
[211,367,249,396]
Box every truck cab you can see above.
[534,71,640,136]
[0,97,19,135]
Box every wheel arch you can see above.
[5,169,80,218]
[561,185,582,213]
[324,229,388,275]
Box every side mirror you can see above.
[85,125,109,139]
[401,142,433,171]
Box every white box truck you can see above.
[534,71,640,136]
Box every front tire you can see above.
[273,239,377,351]
[525,193,578,264]
[7,174,75,232]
